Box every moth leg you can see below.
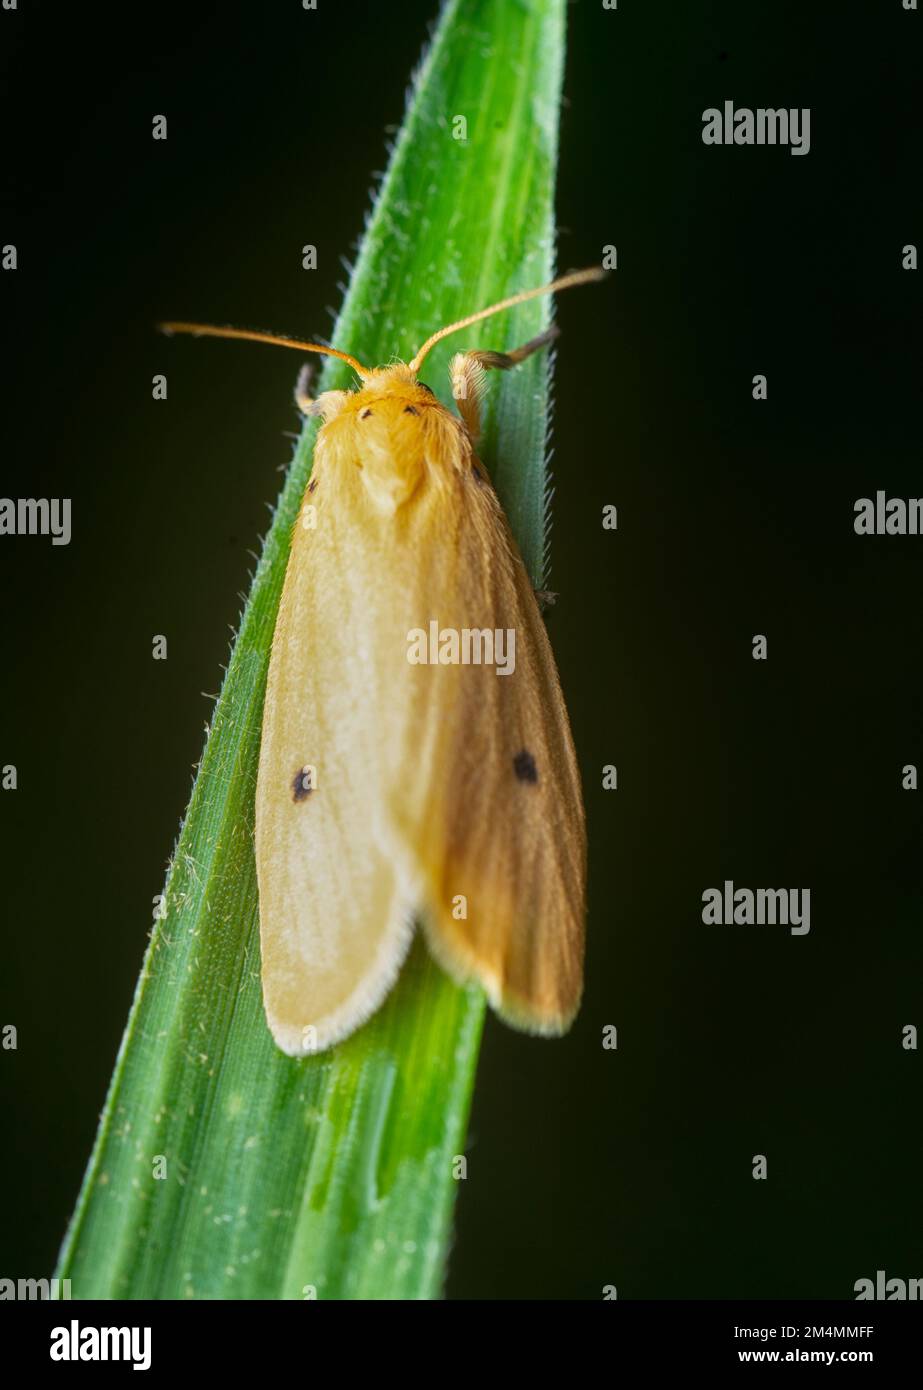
[296,368,349,422]
[449,324,560,442]
[294,362,315,415]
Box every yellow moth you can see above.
[162,266,603,1056]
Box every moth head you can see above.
[305,369,441,425]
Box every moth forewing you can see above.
[405,493,586,1035]
[254,417,419,1057]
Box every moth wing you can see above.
[255,432,419,1057]
[383,439,586,1033]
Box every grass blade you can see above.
[57,0,566,1299]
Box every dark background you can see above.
[1,0,920,1299]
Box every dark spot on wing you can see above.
[403,405,419,415]
[513,750,538,784]
[308,478,318,493]
[360,408,373,419]
[292,767,314,802]
[417,383,436,396]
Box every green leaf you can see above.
[57,0,566,1300]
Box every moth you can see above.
[162,266,602,1055]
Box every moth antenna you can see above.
[157,321,370,378]
[409,265,607,373]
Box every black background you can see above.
[1,0,920,1299]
